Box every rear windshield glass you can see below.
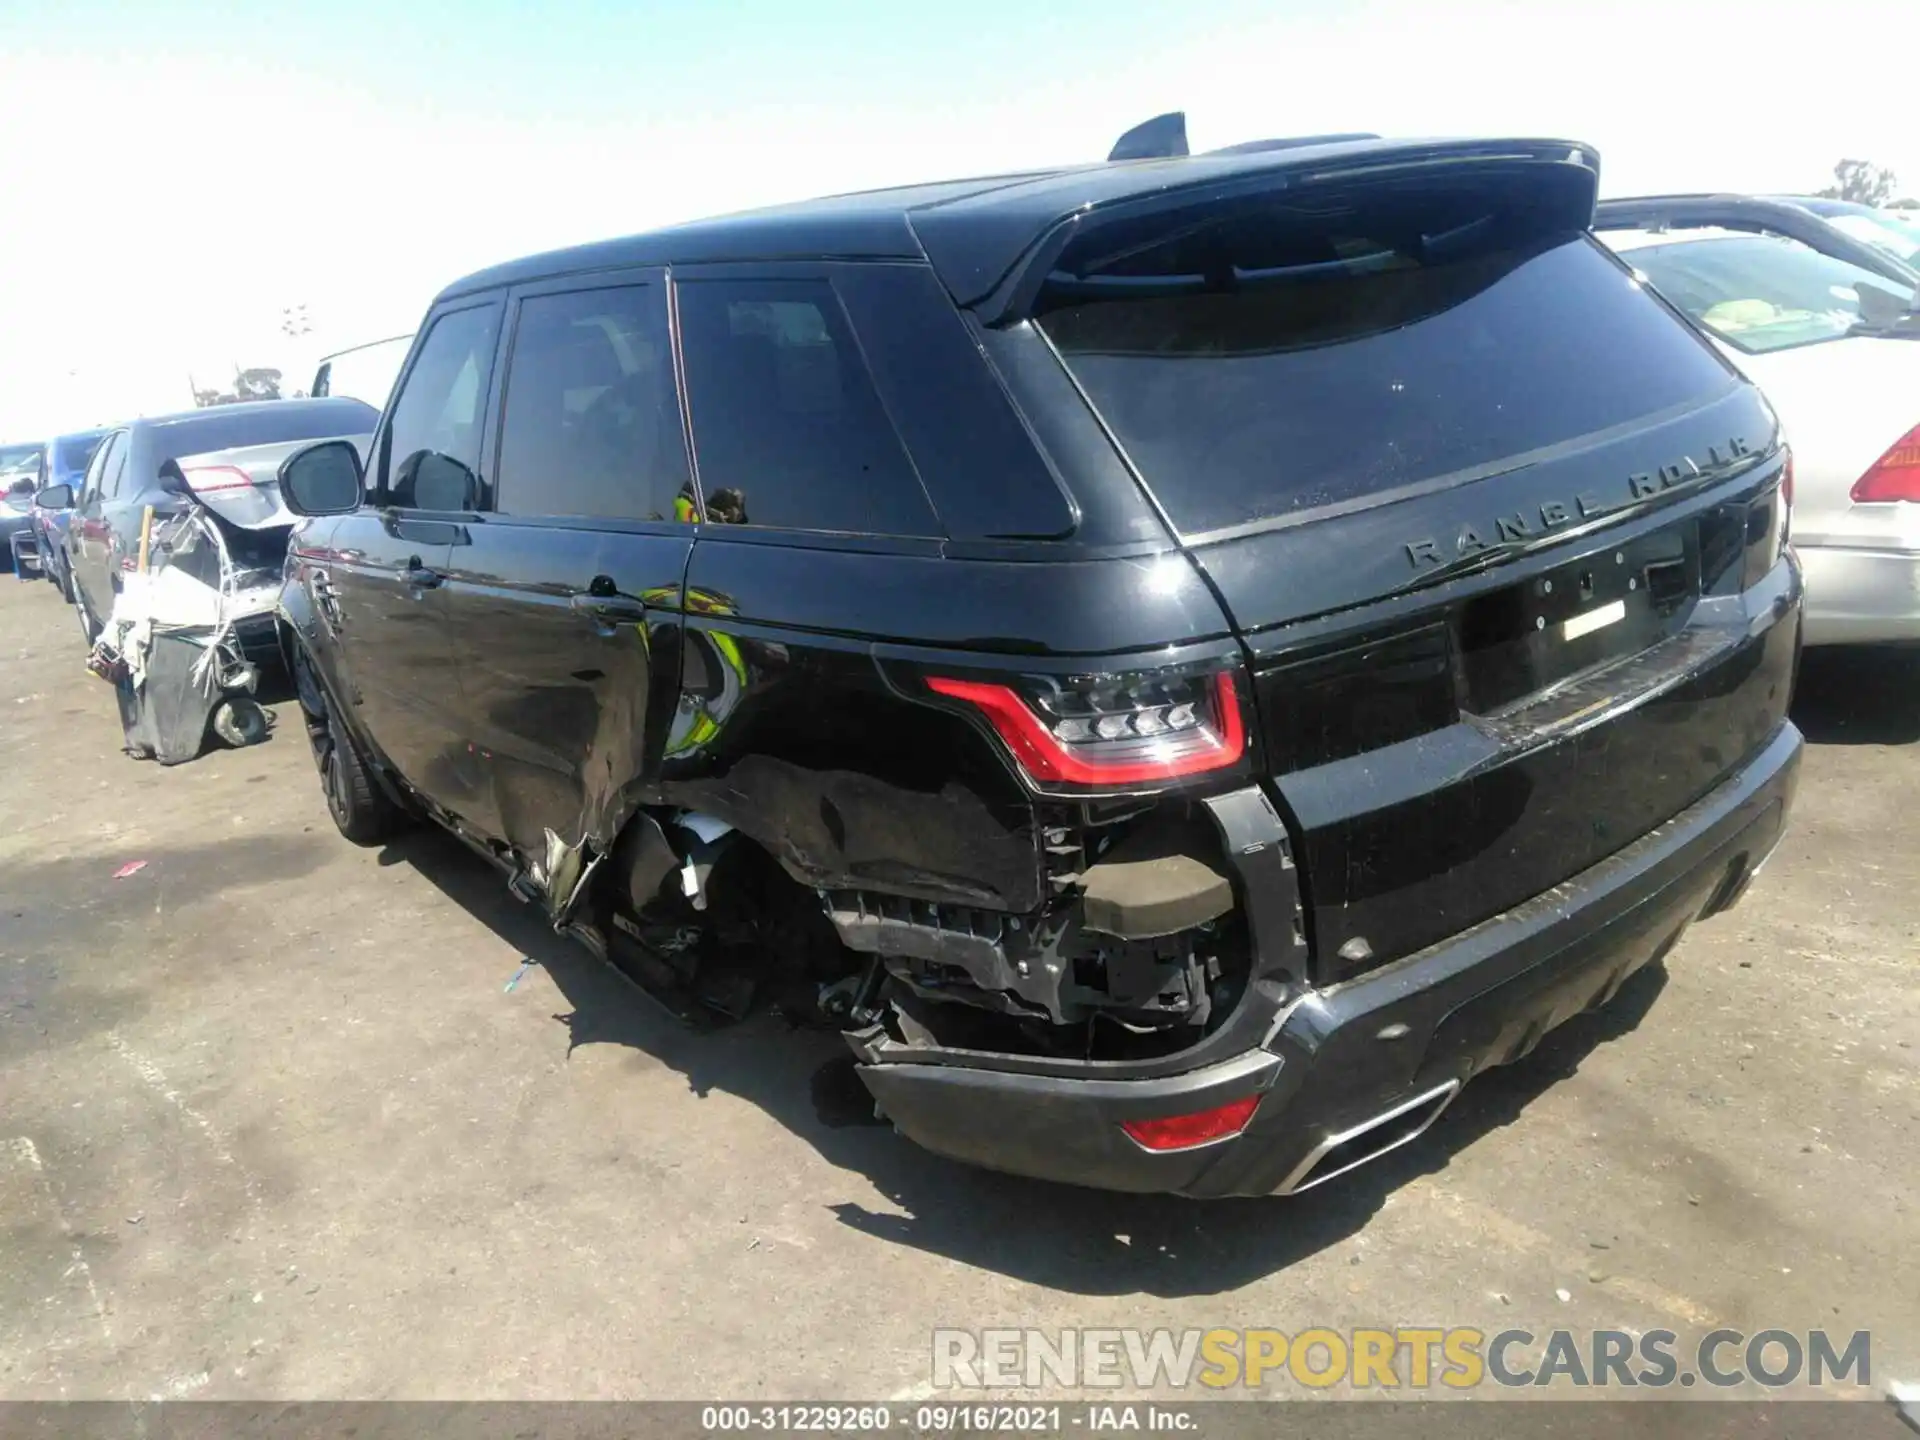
[1037,179,1736,536]
[51,433,105,480]
[1611,233,1920,355]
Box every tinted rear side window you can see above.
[495,285,691,523]
[677,277,937,536]
[1038,182,1736,537]
[833,264,1074,542]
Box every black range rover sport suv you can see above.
[276,134,1802,1197]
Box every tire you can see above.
[295,646,406,845]
[211,697,270,748]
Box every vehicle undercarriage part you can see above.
[598,810,854,1026]
[815,802,1285,1061]
[588,791,1304,1065]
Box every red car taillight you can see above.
[1850,424,1920,503]
[1121,1095,1261,1151]
[927,670,1246,786]
[180,465,256,493]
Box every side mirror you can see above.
[36,483,72,509]
[278,440,365,516]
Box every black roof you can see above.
[438,136,1598,320]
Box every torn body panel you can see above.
[663,755,1044,911]
[89,507,271,765]
[430,520,694,921]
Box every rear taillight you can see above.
[181,465,255,493]
[1121,1095,1261,1152]
[1850,425,1920,503]
[927,670,1246,786]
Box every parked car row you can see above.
[11,400,378,641]
[1,430,104,577]
[25,128,1910,1201]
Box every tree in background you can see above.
[189,366,284,406]
[234,367,282,401]
[1817,159,1900,206]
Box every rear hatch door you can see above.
[1034,162,1796,980]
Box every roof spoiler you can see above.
[920,139,1602,324]
[1107,112,1382,162]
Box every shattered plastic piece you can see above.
[112,860,148,879]
[676,811,734,845]
[503,958,540,993]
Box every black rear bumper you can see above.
[855,719,1801,1197]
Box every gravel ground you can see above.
[1,578,1914,1427]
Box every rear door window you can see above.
[98,432,129,500]
[1037,177,1737,537]
[380,303,501,510]
[494,285,691,522]
[676,277,936,535]
[78,433,114,504]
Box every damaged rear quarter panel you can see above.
[657,611,1044,912]
[644,531,1241,916]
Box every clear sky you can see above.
[2,0,1916,439]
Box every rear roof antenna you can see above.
[1108,112,1189,162]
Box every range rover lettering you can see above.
[275,132,1803,1196]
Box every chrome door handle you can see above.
[570,594,646,622]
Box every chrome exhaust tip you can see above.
[1275,1078,1462,1196]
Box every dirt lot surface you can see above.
[2,576,1916,1418]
